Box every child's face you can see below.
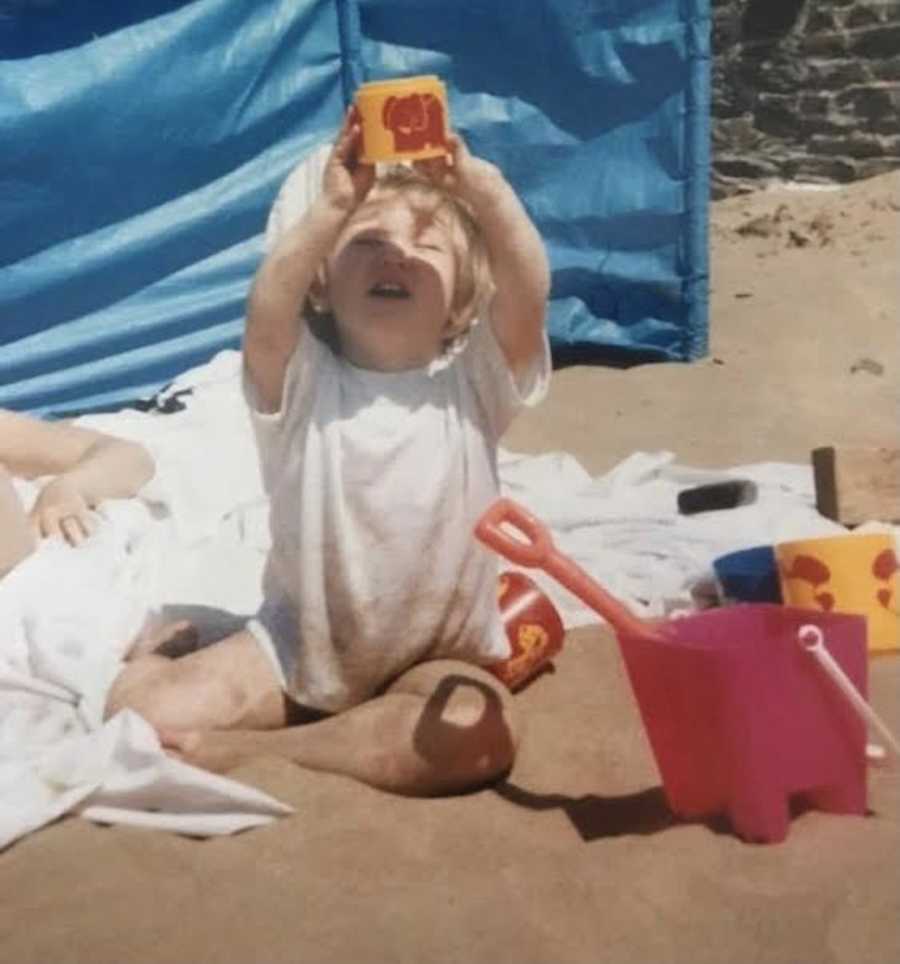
[323,187,463,370]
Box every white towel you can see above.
[0,483,290,852]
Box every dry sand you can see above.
[508,169,900,472]
[1,172,898,963]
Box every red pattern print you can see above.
[382,93,446,154]
[785,554,835,611]
[872,547,898,613]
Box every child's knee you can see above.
[441,681,519,788]
[401,661,521,788]
[104,656,178,728]
[402,659,519,730]
[443,670,520,755]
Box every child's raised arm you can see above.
[420,135,550,379]
[244,110,375,412]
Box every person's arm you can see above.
[0,464,34,575]
[420,134,550,379]
[0,409,155,545]
[244,109,375,413]
[245,197,353,414]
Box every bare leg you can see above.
[105,629,291,731]
[163,660,520,797]
[0,466,35,578]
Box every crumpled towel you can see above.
[0,500,292,851]
[2,709,292,845]
[497,448,861,627]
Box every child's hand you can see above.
[321,107,375,213]
[415,131,507,210]
[29,476,95,546]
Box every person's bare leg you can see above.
[162,660,520,797]
[105,629,290,731]
[0,466,35,577]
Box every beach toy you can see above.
[799,624,900,759]
[775,533,899,654]
[713,545,782,605]
[354,75,449,164]
[476,498,872,843]
[490,570,565,691]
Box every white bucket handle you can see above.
[798,624,900,761]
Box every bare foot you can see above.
[129,620,199,659]
[158,727,257,774]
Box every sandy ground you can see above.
[1,172,898,963]
[508,169,900,473]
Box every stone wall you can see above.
[711,0,900,196]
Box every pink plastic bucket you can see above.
[615,604,866,842]
[476,499,868,843]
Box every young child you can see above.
[107,108,552,796]
[0,409,156,576]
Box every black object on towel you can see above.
[129,384,194,414]
[677,480,758,515]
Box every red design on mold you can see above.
[872,548,898,581]
[785,554,831,587]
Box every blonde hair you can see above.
[304,165,494,353]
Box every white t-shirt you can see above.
[243,319,550,713]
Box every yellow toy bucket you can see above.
[776,533,899,654]
[354,75,449,164]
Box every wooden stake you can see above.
[812,446,900,525]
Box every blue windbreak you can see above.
[0,0,709,415]
[356,0,710,366]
